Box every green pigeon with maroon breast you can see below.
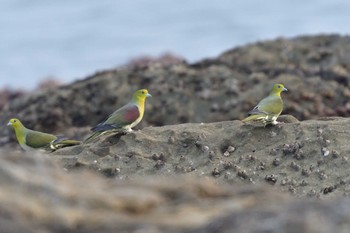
[84,89,152,143]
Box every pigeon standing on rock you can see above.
[85,89,152,143]
[242,83,288,125]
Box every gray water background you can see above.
[1,0,350,89]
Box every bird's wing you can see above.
[248,95,282,115]
[25,130,57,148]
[91,103,140,132]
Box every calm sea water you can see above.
[1,0,350,89]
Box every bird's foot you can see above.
[273,121,285,125]
[123,128,133,134]
[262,120,284,127]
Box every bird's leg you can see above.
[272,120,279,125]
[124,126,133,133]
[270,116,284,125]
[262,118,269,127]
[272,120,285,125]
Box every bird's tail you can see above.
[50,139,81,150]
[84,131,102,143]
[242,114,265,123]
[84,131,103,144]
[84,128,127,143]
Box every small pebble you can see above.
[224,171,231,179]
[152,153,160,161]
[322,147,330,157]
[181,132,189,137]
[272,158,280,166]
[323,186,335,195]
[237,170,248,179]
[115,168,121,175]
[300,180,308,186]
[282,144,292,155]
[302,168,311,177]
[232,164,240,171]
[318,171,327,180]
[270,148,278,156]
[223,146,235,157]
[194,140,201,148]
[290,179,297,185]
[293,150,304,160]
[309,164,315,172]
[158,153,165,161]
[154,160,165,169]
[332,150,340,158]
[282,142,301,155]
[257,162,266,170]
[247,155,256,161]
[211,103,220,112]
[307,189,317,197]
[202,146,210,152]
[270,131,277,137]
[227,146,236,153]
[212,168,221,177]
[223,161,233,169]
[183,166,195,173]
[281,178,290,186]
[265,174,278,184]
[208,151,215,160]
[168,136,175,144]
[290,162,301,171]
[289,186,297,194]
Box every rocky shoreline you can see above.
[1,34,350,232]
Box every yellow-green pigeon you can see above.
[84,89,152,143]
[242,83,288,125]
[7,118,81,151]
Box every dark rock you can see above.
[2,35,350,232]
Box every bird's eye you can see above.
[141,91,145,94]
[278,85,281,88]
[14,120,17,123]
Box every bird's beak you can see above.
[7,122,12,126]
[283,87,288,92]
[146,93,152,97]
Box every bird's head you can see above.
[133,89,152,102]
[7,118,24,130]
[271,84,288,95]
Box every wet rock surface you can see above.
[2,35,350,232]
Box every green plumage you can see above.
[25,129,58,148]
[7,118,81,151]
[242,83,287,125]
[84,89,152,143]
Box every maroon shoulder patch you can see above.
[123,105,140,123]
